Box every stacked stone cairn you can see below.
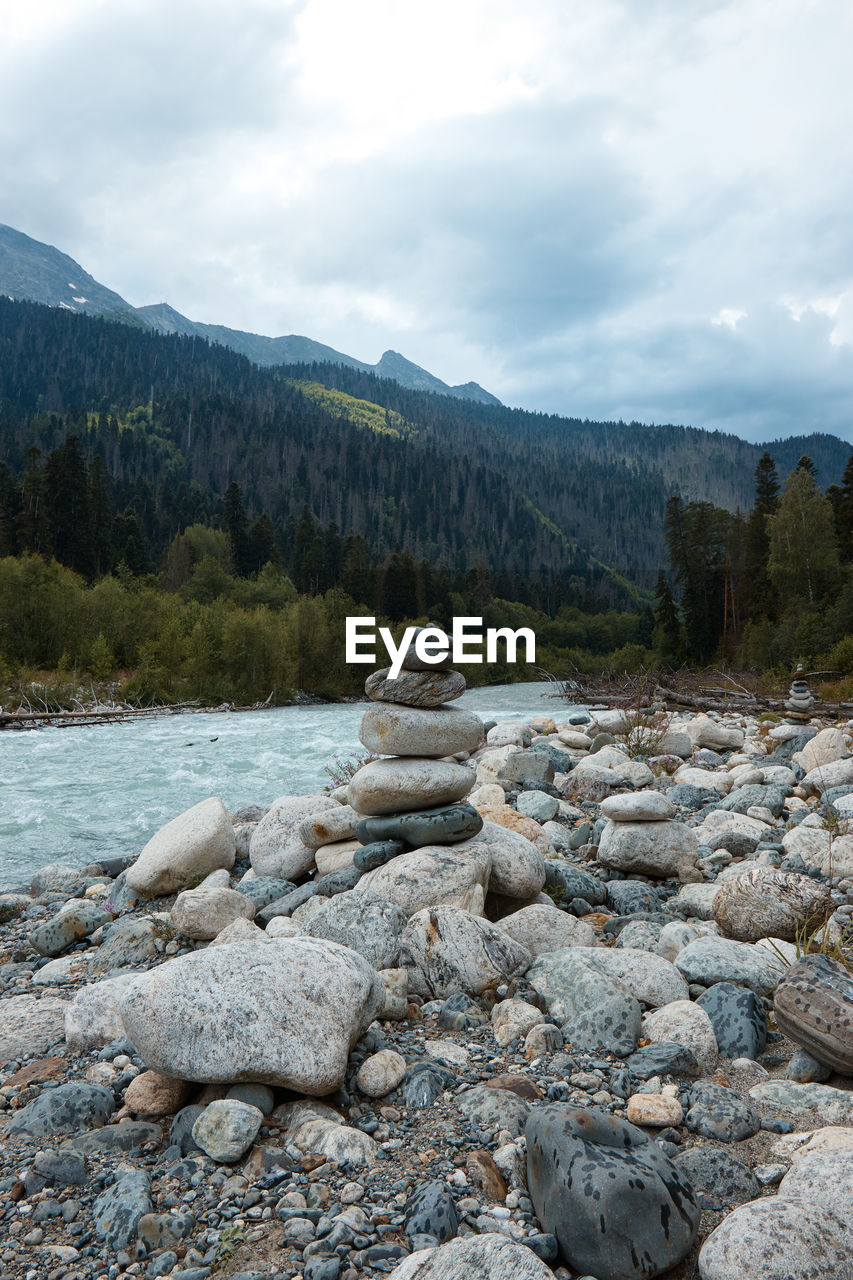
[785,664,815,724]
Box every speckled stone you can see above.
[774,954,853,1073]
[697,982,767,1060]
[685,1081,760,1143]
[386,1233,555,1279]
[674,1147,760,1207]
[359,702,483,757]
[698,1197,853,1280]
[5,1081,114,1137]
[365,668,466,707]
[93,1169,152,1251]
[712,868,831,943]
[404,1180,459,1245]
[526,1105,699,1280]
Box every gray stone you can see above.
[749,1079,853,1122]
[298,805,359,850]
[65,975,141,1052]
[698,1197,853,1280]
[516,790,559,822]
[674,935,785,996]
[226,1083,275,1114]
[625,1042,701,1078]
[192,1099,263,1162]
[5,1082,114,1137]
[359,702,483,757]
[714,784,786,817]
[642,1000,718,1073]
[712,868,831,943]
[355,804,483,848]
[235,877,296,909]
[495,903,595,956]
[119,937,384,1092]
[401,905,531,998]
[62,1121,161,1154]
[89,918,161,974]
[353,839,408,871]
[29,899,112,957]
[32,1150,87,1186]
[774,953,853,1073]
[126,797,236,897]
[365,667,466,707]
[527,950,641,1056]
[600,792,677,822]
[250,794,338,880]
[348,758,474,816]
[685,1081,760,1142]
[171,886,255,940]
[465,822,545,899]
[455,1084,530,1138]
[542,863,606,906]
[696,982,767,1059]
[404,1181,458,1244]
[170,1105,205,1155]
[93,1169,152,1251]
[0,994,69,1065]
[674,1147,760,1207]
[359,843,491,917]
[526,1105,699,1279]
[598,820,699,879]
[385,1233,554,1279]
[305,889,407,970]
[606,880,661,915]
[786,1048,832,1083]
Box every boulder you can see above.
[171,886,255,941]
[698,1197,853,1280]
[465,822,546,898]
[573,948,689,1008]
[600,792,677,822]
[0,995,69,1065]
[29,899,112,957]
[126,797,236,897]
[712,868,831,943]
[527,950,641,1056]
[298,804,359,850]
[494,903,595,956]
[250,793,338,879]
[359,702,483,757]
[400,906,531,998]
[192,1099,263,1162]
[697,982,767,1059]
[385,1232,555,1279]
[801,756,853,795]
[774,954,853,1073]
[274,1099,378,1166]
[781,824,853,878]
[794,727,851,774]
[526,1105,699,1279]
[64,975,140,1052]
[305,889,406,970]
[119,938,384,1092]
[348,758,474,815]
[359,844,491,917]
[597,820,700,879]
[686,715,744,751]
[472,807,549,856]
[674,935,786,996]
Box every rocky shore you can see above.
[2,652,853,1280]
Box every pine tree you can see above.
[223,482,251,577]
[767,468,840,604]
[742,451,780,619]
[0,461,20,557]
[835,449,853,562]
[17,447,46,553]
[653,570,682,660]
[89,455,113,577]
[44,436,95,578]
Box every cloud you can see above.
[2,0,853,441]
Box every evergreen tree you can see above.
[89,455,113,577]
[44,436,95,578]
[835,449,853,562]
[17,446,46,553]
[247,513,279,572]
[797,455,818,478]
[653,570,682,660]
[223,482,251,577]
[767,468,840,604]
[741,451,780,620]
[0,461,20,556]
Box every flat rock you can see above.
[348,758,474,815]
[359,843,491,917]
[119,937,383,1092]
[526,1104,699,1279]
[686,715,744,751]
[355,803,483,848]
[250,794,338,879]
[597,819,700,879]
[572,947,689,1008]
[93,1169,151,1252]
[600,792,677,822]
[365,668,466,707]
[359,702,483,757]
[774,954,853,1073]
[29,899,112,957]
[0,995,70,1065]
[298,805,359,850]
[275,1099,378,1166]
[400,905,531,998]
[698,1197,853,1280]
[126,797,236,897]
[495,903,595,955]
[353,839,408,871]
[750,1080,853,1123]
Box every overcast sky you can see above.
[3,0,853,441]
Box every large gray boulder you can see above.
[250,794,338,879]
[674,935,785,996]
[386,1233,555,1279]
[464,822,546,898]
[400,905,531,998]
[65,975,141,1052]
[712,868,832,943]
[126,797,236,897]
[597,820,700,879]
[359,843,492,917]
[0,995,69,1066]
[698,1197,853,1280]
[119,938,384,1093]
[305,889,407,970]
[170,886,255,940]
[495,903,595,956]
[527,949,642,1056]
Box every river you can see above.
[0,681,575,886]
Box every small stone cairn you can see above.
[784,664,815,724]
[346,628,486,870]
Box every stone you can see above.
[359,843,491,917]
[674,766,733,794]
[801,755,853,795]
[305,889,406,969]
[794,726,851,773]
[516,790,559,822]
[119,937,383,1092]
[626,1091,683,1126]
[668,883,721,919]
[781,823,853,877]
[774,953,853,1073]
[712,868,831,943]
[357,1049,408,1097]
[404,1179,459,1245]
[64,976,138,1051]
[495,903,595,956]
[625,1042,701,1078]
[235,876,297,909]
[125,1070,192,1116]
[698,1197,853,1280]
[378,967,409,1019]
[265,915,303,938]
[597,820,700,879]
[31,1150,87,1186]
[685,1081,760,1142]
[750,1079,853,1123]
[784,665,816,723]
[491,998,546,1047]
[606,880,662,914]
[353,839,408,871]
[572,948,689,1008]
[779,1149,853,1216]
[656,920,697,960]
[275,1099,378,1166]
[314,838,360,876]
[455,1083,530,1138]
[355,803,483,848]
[29,898,112,956]
[773,1126,853,1162]
[697,982,767,1060]
[5,1082,114,1137]
[642,1000,718,1073]
[543,862,606,906]
[359,702,483,757]
[674,1147,760,1207]
[386,1233,554,1279]
[526,1105,699,1279]
[686,715,744,751]
[89,917,161,973]
[93,1169,152,1251]
[463,822,546,898]
[488,721,533,747]
[298,805,359,850]
[786,1047,832,1082]
[674,935,785,996]
[192,1099,263,1162]
[600,792,677,822]
[400,905,531,998]
[348,758,474,815]
[126,797,236,896]
[64,1120,160,1154]
[210,917,269,946]
[527,950,641,1056]
[694,810,769,856]
[171,885,255,940]
[365,667,466,706]
[472,805,549,855]
[250,793,338,879]
[575,746,654,788]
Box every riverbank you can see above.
[1,684,852,1279]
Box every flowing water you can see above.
[0,680,574,886]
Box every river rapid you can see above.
[0,681,575,886]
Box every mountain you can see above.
[0,224,500,406]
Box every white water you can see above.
[0,681,571,886]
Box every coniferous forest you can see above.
[2,295,853,705]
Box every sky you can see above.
[3,0,853,442]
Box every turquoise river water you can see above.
[0,681,572,886]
